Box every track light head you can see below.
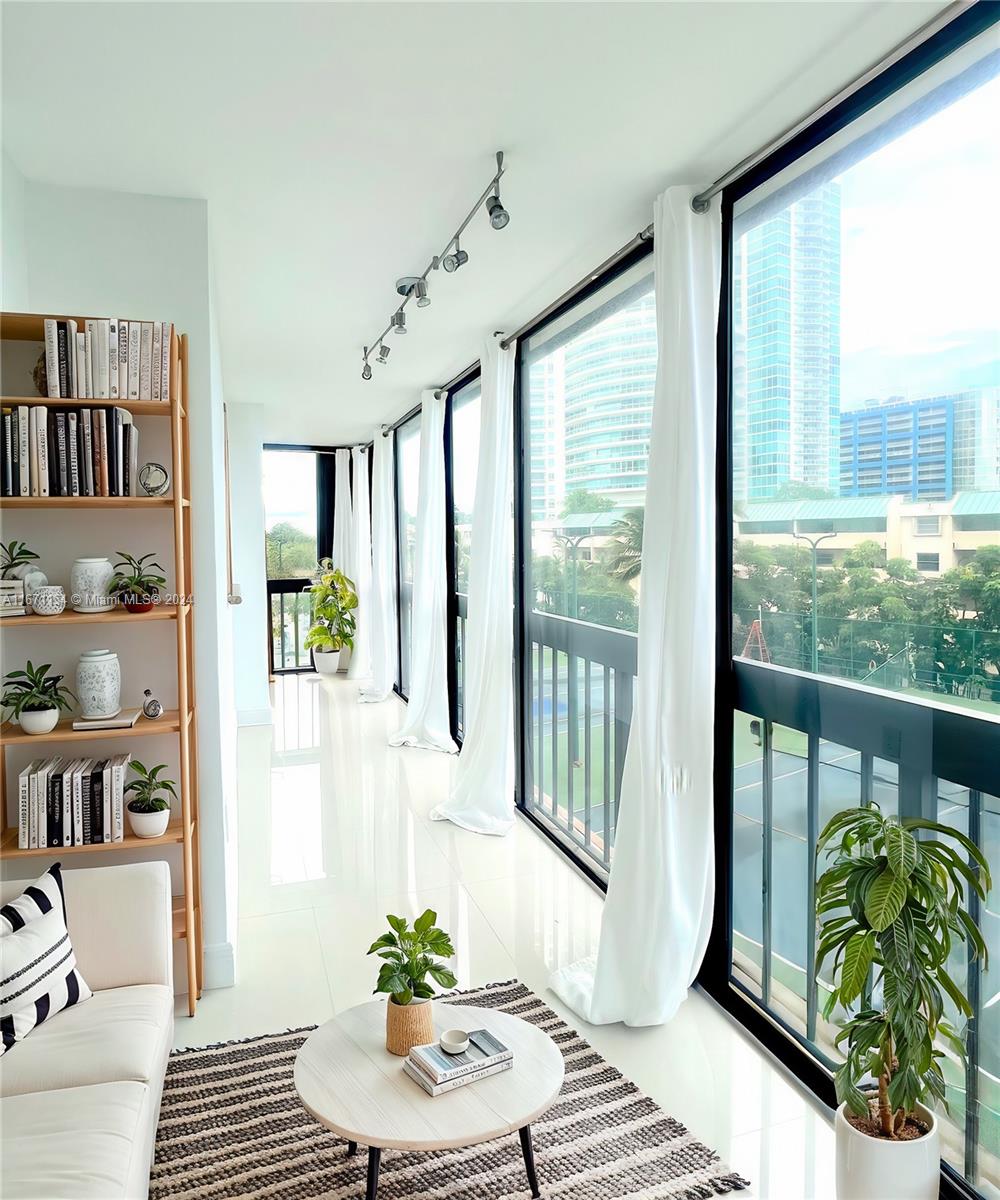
[442,242,469,273]
[415,279,431,307]
[377,343,390,364]
[361,361,372,381]
[391,310,407,335]
[486,191,510,230]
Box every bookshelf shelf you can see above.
[0,311,203,1015]
[1,603,185,629]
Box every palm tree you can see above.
[607,509,644,583]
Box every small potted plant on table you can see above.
[304,561,358,674]
[367,909,458,1056]
[124,759,177,838]
[108,551,166,613]
[2,660,75,735]
[816,803,991,1200]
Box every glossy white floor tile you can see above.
[175,673,835,1199]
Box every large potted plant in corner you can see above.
[2,660,75,735]
[816,803,991,1200]
[367,910,457,1056]
[304,561,357,674]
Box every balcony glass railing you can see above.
[268,580,314,673]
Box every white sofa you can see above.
[1,861,173,1200]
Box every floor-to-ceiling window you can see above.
[515,252,654,878]
[711,12,999,1195]
[395,413,421,698]
[447,377,482,739]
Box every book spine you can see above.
[414,1047,514,1085]
[56,321,70,397]
[56,413,68,495]
[85,319,97,398]
[138,321,153,400]
[123,423,131,497]
[28,767,40,850]
[152,321,162,401]
[97,410,109,496]
[91,763,104,844]
[75,330,87,400]
[47,412,58,493]
[113,756,126,842]
[102,762,112,842]
[3,411,12,496]
[82,769,93,845]
[37,409,50,497]
[81,409,94,495]
[129,424,139,497]
[73,763,85,846]
[48,769,62,849]
[115,408,124,494]
[96,319,110,398]
[403,1058,513,1097]
[119,319,130,400]
[109,318,119,399]
[19,766,32,850]
[17,406,29,495]
[68,412,80,496]
[106,403,118,494]
[161,322,172,402]
[44,319,61,398]
[28,407,39,495]
[62,762,74,847]
[127,322,141,400]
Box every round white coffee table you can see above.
[294,999,564,1199]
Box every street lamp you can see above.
[793,529,836,674]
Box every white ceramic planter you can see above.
[19,707,60,735]
[70,557,114,613]
[127,806,171,839]
[30,585,66,617]
[76,649,122,718]
[313,649,340,675]
[835,1103,939,1200]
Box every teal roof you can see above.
[740,497,892,522]
[554,510,628,533]
[952,491,1000,516]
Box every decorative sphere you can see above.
[139,462,170,496]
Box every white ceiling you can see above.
[2,1,945,442]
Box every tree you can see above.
[265,522,317,579]
[607,509,643,583]
[772,480,835,500]
[560,489,614,518]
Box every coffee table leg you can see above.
[347,1141,358,1156]
[365,1147,381,1200]
[518,1126,541,1198]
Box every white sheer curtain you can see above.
[331,447,355,671]
[551,185,721,1026]
[431,338,516,833]
[361,430,398,702]
[347,446,373,681]
[389,391,457,754]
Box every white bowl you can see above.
[439,1028,470,1055]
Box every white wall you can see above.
[1,151,28,308]
[0,174,237,991]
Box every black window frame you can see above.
[393,412,422,701]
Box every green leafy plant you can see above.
[0,540,39,579]
[124,759,177,814]
[367,909,458,1006]
[108,552,167,604]
[2,660,75,717]
[304,561,358,654]
[816,803,991,1138]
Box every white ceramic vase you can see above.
[19,708,60,735]
[30,585,66,617]
[76,649,122,719]
[10,563,48,602]
[835,1103,940,1200]
[70,557,114,613]
[313,649,340,675]
[127,807,171,839]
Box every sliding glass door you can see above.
[447,378,482,739]
[515,253,654,878]
[711,13,1000,1195]
[394,413,421,698]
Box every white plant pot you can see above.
[835,1103,939,1200]
[30,585,66,617]
[127,807,171,839]
[313,649,340,675]
[19,708,60,735]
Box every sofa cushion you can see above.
[1,1080,149,1199]
[0,983,172,1098]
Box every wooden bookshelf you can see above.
[0,311,203,1015]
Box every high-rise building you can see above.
[840,395,953,501]
[733,182,842,504]
[953,387,1000,492]
[527,354,565,522]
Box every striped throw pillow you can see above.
[0,863,92,1055]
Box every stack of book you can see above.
[2,403,141,497]
[402,1030,513,1097]
[42,318,173,404]
[15,753,132,849]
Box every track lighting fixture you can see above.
[442,241,468,273]
[360,150,509,377]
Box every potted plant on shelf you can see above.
[1,660,76,735]
[108,552,167,613]
[367,909,458,1056]
[816,803,991,1200]
[304,561,358,674]
[124,759,177,839]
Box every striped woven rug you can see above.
[152,980,749,1199]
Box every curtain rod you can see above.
[690,1,970,211]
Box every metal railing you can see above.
[731,658,1000,1189]
[268,579,314,673]
[521,610,637,877]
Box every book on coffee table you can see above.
[403,1056,513,1097]
[409,1029,513,1084]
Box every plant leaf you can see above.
[864,868,908,931]
[884,824,918,877]
[840,930,876,1005]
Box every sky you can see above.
[262,448,317,534]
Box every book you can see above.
[152,321,162,401]
[72,707,141,732]
[37,410,50,497]
[95,409,109,495]
[128,423,139,496]
[127,321,140,401]
[28,406,40,495]
[45,756,63,849]
[81,408,94,495]
[81,763,93,845]
[90,760,105,844]
[3,410,12,495]
[75,330,87,400]
[102,759,113,842]
[119,319,130,400]
[160,322,172,402]
[68,411,80,496]
[17,406,29,495]
[60,758,79,847]
[56,320,70,397]
[408,1030,513,1084]
[18,760,40,850]
[402,1056,513,1097]
[138,321,153,400]
[114,407,125,494]
[109,318,119,399]
[44,319,61,398]
[111,753,130,841]
[72,759,89,846]
[85,319,97,398]
[106,403,119,494]
[95,319,111,399]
